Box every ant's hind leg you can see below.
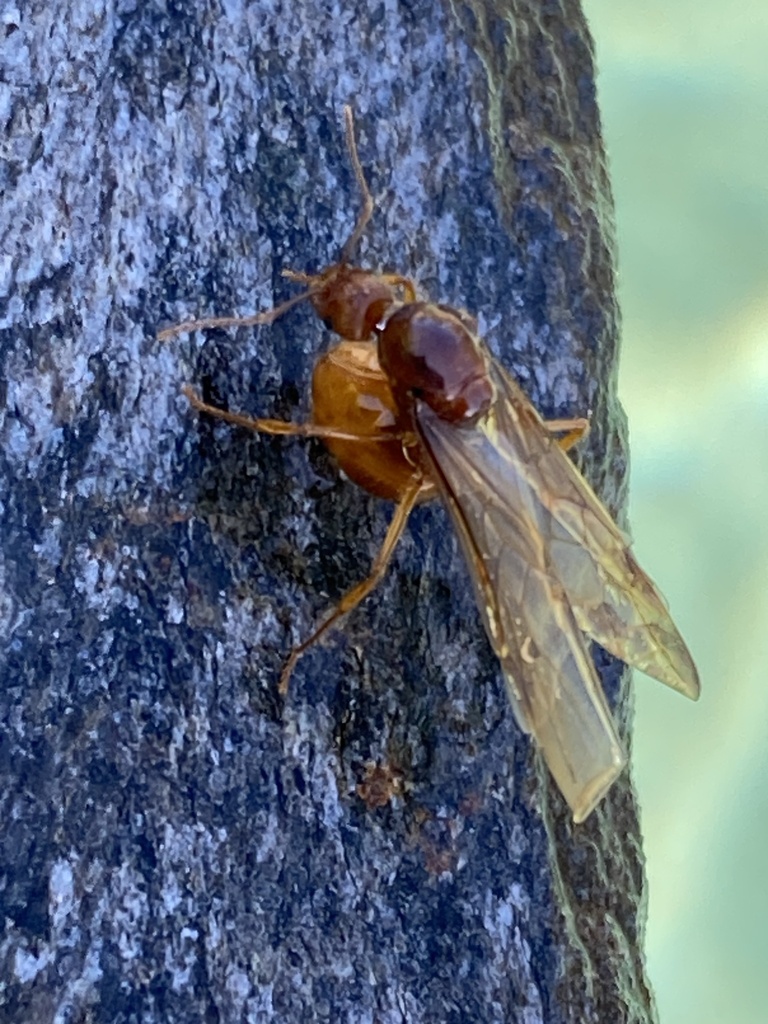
[544,416,590,452]
[278,476,422,695]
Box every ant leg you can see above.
[279,476,423,695]
[158,288,319,342]
[182,386,403,444]
[544,416,590,452]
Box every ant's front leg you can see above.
[157,290,316,342]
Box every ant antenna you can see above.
[339,105,375,266]
[158,105,375,342]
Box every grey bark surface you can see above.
[0,1,657,1022]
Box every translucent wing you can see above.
[416,361,699,822]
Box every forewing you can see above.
[416,394,626,822]
[484,363,700,700]
[416,360,698,820]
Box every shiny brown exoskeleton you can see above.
[160,107,699,823]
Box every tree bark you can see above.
[0,1,656,1021]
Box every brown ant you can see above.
[160,107,699,823]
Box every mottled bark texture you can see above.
[0,1,657,1022]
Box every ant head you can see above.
[281,108,394,341]
[308,265,397,341]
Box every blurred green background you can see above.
[582,3,768,1022]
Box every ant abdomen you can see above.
[311,340,434,503]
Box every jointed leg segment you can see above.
[545,416,590,452]
[181,383,422,694]
[181,386,406,444]
[278,476,423,694]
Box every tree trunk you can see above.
[0,1,656,1021]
